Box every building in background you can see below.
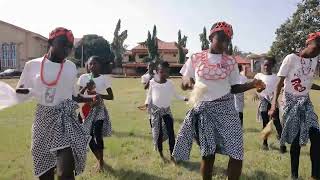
[122,38,188,76]
[0,20,48,71]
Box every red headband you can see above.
[49,27,74,45]
[306,32,320,45]
[210,21,233,39]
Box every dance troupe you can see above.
[1,21,319,180]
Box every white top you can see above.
[238,74,248,84]
[254,73,279,100]
[180,53,240,101]
[77,73,112,95]
[16,57,78,106]
[145,79,185,108]
[234,74,247,112]
[277,53,319,96]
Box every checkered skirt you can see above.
[280,92,320,146]
[172,93,243,161]
[31,99,92,177]
[84,101,112,137]
[150,104,172,150]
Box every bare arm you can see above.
[79,86,87,95]
[311,83,320,90]
[144,81,150,90]
[72,94,95,103]
[269,77,285,116]
[231,79,265,94]
[99,88,114,100]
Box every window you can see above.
[2,43,9,67]
[1,43,16,68]
[10,43,16,67]
[173,53,177,57]
[138,54,148,59]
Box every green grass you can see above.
[1,78,320,180]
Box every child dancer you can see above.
[234,65,247,126]
[270,32,320,180]
[145,61,187,162]
[15,27,97,180]
[141,62,156,90]
[254,57,286,152]
[78,56,113,172]
[172,21,265,180]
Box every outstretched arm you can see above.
[269,77,285,116]
[311,83,320,90]
[231,79,265,94]
[99,88,114,100]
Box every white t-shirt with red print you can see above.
[277,53,319,96]
[16,57,78,106]
[180,51,239,102]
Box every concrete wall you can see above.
[0,22,47,71]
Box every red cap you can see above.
[49,27,74,45]
[210,21,233,39]
[306,32,320,45]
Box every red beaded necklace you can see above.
[40,54,64,87]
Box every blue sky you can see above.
[1,0,301,55]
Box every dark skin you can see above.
[16,35,96,104]
[79,58,114,101]
[270,37,320,117]
[181,30,265,180]
[143,63,156,90]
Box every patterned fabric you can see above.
[149,104,172,150]
[280,92,320,146]
[256,97,270,122]
[84,100,112,137]
[172,93,243,161]
[31,99,92,177]
[234,92,244,112]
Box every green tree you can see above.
[144,25,159,62]
[199,27,210,50]
[176,30,188,64]
[74,34,114,73]
[270,0,320,58]
[111,19,128,67]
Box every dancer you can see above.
[16,27,96,180]
[78,56,113,172]
[172,21,265,180]
[145,61,187,162]
[253,56,286,152]
[270,32,320,180]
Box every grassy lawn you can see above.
[1,78,320,180]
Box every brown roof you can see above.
[0,20,47,41]
[131,38,188,53]
[234,55,251,64]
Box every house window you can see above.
[1,43,17,68]
[138,54,148,59]
[173,53,177,57]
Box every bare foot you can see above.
[94,161,107,173]
[170,156,177,166]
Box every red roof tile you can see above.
[131,38,188,53]
[234,55,250,64]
